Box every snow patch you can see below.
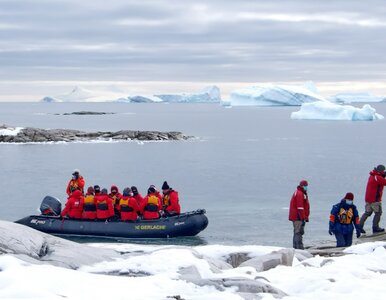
[0,126,23,136]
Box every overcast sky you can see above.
[1,0,386,100]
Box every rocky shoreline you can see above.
[0,125,191,143]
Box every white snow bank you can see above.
[262,243,386,300]
[328,92,386,103]
[2,239,386,300]
[291,102,384,121]
[0,126,23,136]
[228,81,328,106]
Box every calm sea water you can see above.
[1,102,386,247]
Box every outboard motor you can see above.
[40,196,62,216]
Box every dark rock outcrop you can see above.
[0,126,191,143]
[61,111,116,115]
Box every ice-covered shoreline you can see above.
[1,220,386,299]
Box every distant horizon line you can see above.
[0,79,385,102]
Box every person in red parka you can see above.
[117,187,140,221]
[141,186,162,220]
[109,185,122,216]
[61,189,84,219]
[66,169,85,196]
[289,180,310,249]
[95,188,115,220]
[359,164,386,233]
[131,186,144,208]
[161,181,181,216]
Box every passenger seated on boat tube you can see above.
[161,181,181,216]
[83,186,97,220]
[95,188,115,220]
[117,187,140,221]
[141,186,162,220]
[109,185,122,217]
[60,190,84,219]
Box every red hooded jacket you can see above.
[289,186,310,221]
[61,190,84,219]
[162,190,181,215]
[95,193,115,219]
[365,170,386,203]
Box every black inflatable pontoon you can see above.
[15,196,209,239]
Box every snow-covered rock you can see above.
[0,220,118,268]
[0,125,23,136]
[291,102,384,121]
[328,92,386,104]
[41,86,128,103]
[228,82,327,106]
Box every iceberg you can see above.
[328,92,386,104]
[228,81,328,106]
[291,102,384,121]
[155,85,221,103]
[42,85,221,103]
[41,86,128,103]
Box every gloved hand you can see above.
[356,231,361,238]
[305,218,309,222]
[328,229,334,235]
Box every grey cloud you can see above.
[0,0,386,85]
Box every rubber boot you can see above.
[372,212,384,233]
[359,214,368,233]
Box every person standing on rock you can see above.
[359,164,386,234]
[66,169,85,196]
[329,192,361,247]
[289,180,310,249]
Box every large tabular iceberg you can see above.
[291,102,384,121]
[328,92,386,104]
[228,81,328,106]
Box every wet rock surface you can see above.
[0,125,191,143]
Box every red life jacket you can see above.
[118,196,139,221]
[83,194,96,219]
[95,194,114,219]
[141,194,161,220]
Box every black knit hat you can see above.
[131,186,138,195]
[94,185,101,193]
[376,165,386,173]
[148,186,156,194]
[162,181,170,190]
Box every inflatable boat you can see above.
[15,196,209,239]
